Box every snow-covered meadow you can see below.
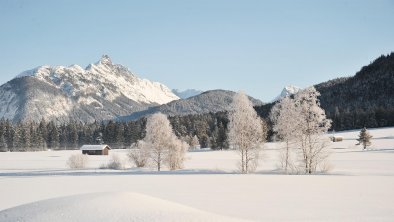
[0,127,393,221]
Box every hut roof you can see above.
[80,145,111,151]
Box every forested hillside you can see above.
[317,53,394,130]
[256,53,394,131]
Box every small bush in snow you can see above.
[67,154,89,169]
[167,138,188,170]
[104,154,125,170]
[128,141,150,168]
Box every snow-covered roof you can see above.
[80,145,111,151]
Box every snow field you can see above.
[0,127,393,221]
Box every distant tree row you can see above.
[1,104,390,153]
[0,111,230,152]
[0,119,146,152]
[329,107,394,131]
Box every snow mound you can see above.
[0,192,249,222]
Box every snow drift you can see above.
[0,192,248,222]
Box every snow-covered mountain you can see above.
[0,55,179,122]
[172,89,203,99]
[272,85,301,102]
[119,90,263,121]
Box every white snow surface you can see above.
[15,55,179,105]
[0,127,394,221]
[0,192,247,222]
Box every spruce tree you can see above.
[357,127,373,150]
[13,124,22,151]
[115,123,125,149]
[48,121,59,150]
[0,133,8,152]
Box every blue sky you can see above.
[0,0,393,101]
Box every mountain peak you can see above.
[98,55,112,66]
[16,65,51,79]
[172,89,203,99]
[272,85,301,102]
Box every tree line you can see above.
[0,112,229,152]
[0,119,146,152]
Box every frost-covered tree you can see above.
[167,137,188,170]
[270,96,301,173]
[293,87,332,174]
[144,113,186,171]
[128,140,150,168]
[271,87,332,174]
[190,135,200,150]
[228,91,267,174]
[357,127,372,150]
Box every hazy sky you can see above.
[0,0,393,101]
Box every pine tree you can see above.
[4,120,13,150]
[0,133,8,152]
[21,123,31,151]
[35,122,47,151]
[357,127,373,150]
[13,124,23,151]
[95,132,104,145]
[38,119,48,144]
[115,122,125,149]
[59,124,68,150]
[48,121,59,150]
[68,122,78,149]
[0,119,7,152]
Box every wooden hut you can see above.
[330,136,344,142]
[80,145,111,155]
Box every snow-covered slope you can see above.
[172,89,203,99]
[0,55,179,122]
[272,85,301,102]
[0,192,247,222]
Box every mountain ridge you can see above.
[172,89,203,99]
[0,55,179,122]
[118,89,263,121]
